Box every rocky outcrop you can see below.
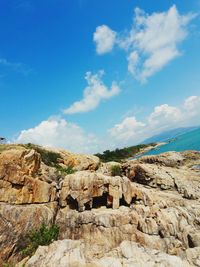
[137,151,185,167]
[97,161,122,176]
[0,202,57,264]
[47,147,100,171]
[123,151,200,199]
[0,147,57,204]
[59,171,151,211]
[1,145,200,266]
[25,239,190,267]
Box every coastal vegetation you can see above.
[23,143,75,175]
[21,224,59,257]
[55,165,75,175]
[111,165,122,176]
[23,143,61,167]
[95,143,156,162]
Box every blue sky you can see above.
[0,0,200,153]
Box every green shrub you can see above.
[2,263,14,267]
[21,224,59,256]
[95,143,156,162]
[111,165,122,176]
[55,165,75,175]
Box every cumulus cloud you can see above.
[184,95,200,111]
[94,5,195,82]
[148,104,182,130]
[64,71,120,114]
[108,116,145,144]
[93,25,117,54]
[108,95,200,146]
[16,118,99,154]
[183,95,200,124]
[16,96,200,153]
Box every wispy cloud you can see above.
[94,5,196,82]
[0,58,32,76]
[64,71,120,114]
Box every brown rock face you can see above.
[123,151,200,199]
[45,147,100,171]
[59,171,151,211]
[0,148,56,204]
[0,148,40,183]
[0,146,60,265]
[1,146,200,266]
[0,202,57,264]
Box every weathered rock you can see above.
[138,151,185,167]
[59,171,151,211]
[123,151,200,199]
[55,198,199,259]
[0,147,41,182]
[187,233,200,248]
[1,147,200,266]
[130,163,175,189]
[25,239,190,267]
[0,202,58,264]
[186,247,200,266]
[46,147,100,171]
[0,147,57,204]
[97,161,122,176]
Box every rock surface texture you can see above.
[0,145,200,266]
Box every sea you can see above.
[142,127,200,157]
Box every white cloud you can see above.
[16,118,99,154]
[108,116,145,144]
[95,5,195,82]
[108,95,200,147]
[148,104,182,130]
[64,71,120,114]
[184,95,200,111]
[129,5,195,82]
[183,95,200,124]
[16,96,200,153]
[127,51,139,76]
[93,25,117,54]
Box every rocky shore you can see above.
[133,142,167,158]
[0,144,200,266]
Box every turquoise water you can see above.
[143,127,200,156]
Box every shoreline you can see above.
[132,142,167,159]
